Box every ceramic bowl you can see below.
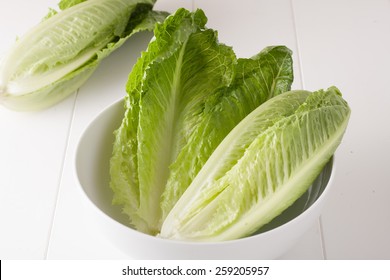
[75,98,335,259]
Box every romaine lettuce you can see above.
[160,87,350,241]
[110,8,294,235]
[0,0,167,111]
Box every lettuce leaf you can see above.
[110,8,294,234]
[160,87,350,241]
[0,0,167,111]
[160,46,294,223]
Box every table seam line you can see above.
[43,90,79,260]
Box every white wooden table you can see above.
[1,0,389,259]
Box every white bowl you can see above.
[75,98,335,259]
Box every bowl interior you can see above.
[76,99,130,227]
[75,98,333,237]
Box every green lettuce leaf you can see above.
[110,8,294,235]
[0,0,167,111]
[58,0,87,10]
[160,87,351,241]
[160,45,294,223]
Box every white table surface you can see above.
[1,0,389,260]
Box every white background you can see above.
[1,0,389,259]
